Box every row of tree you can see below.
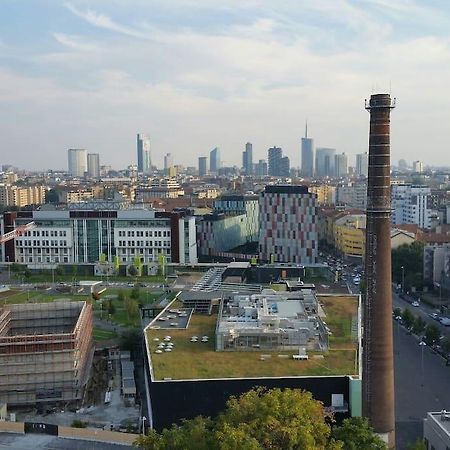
[394,307,450,352]
[134,387,407,450]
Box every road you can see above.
[394,318,450,449]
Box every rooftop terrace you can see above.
[146,294,359,381]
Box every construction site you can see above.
[0,301,93,405]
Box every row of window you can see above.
[117,230,170,238]
[117,240,170,247]
[18,248,69,254]
[119,248,170,255]
[24,230,67,237]
[17,240,68,247]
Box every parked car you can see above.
[412,301,420,307]
[439,317,450,326]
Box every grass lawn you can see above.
[319,295,358,349]
[93,287,164,327]
[0,289,77,305]
[147,313,357,381]
[92,328,118,341]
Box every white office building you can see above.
[68,149,87,177]
[391,184,432,229]
[3,207,197,266]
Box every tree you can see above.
[441,337,450,355]
[135,388,348,449]
[117,290,125,303]
[393,307,401,318]
[401,308,415,329]
[412,316,426,335]
[407,438,426,450]
[331,417,387,450]
[391,241,425,290]
[128,265,139,277]
[131,286,140,300]
[107,299,116,316]
[424,324,440,346]
[120,328,141,352]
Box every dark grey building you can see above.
[301,123,314,177]
[137,133,151,174]
[242,142,253,175]
[268,146,283,176]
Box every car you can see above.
[429,313,439,320]
[439,317,450,326]
[127,282,134,287]
[412,301,420,307]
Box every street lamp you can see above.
[419,341,426,387]
[142,416,147,436]
[6,256,10,283]
[401,265,405,294]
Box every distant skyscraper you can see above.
[242,142,253,175]
[413,160,424,173]
[198,157,208,177]
[87,153,100,178]
[68,149,87,177]
[137,134,151,174]
[281,156,290,177]
[315,148,336,177]
[209,147,221,173]
[268,147,283,176]
[301,122,314,177]
[398,159,408,171]
[356,152,369,177]
[256,160,268,177]
[334,153,348,178]
[164,153,173,171]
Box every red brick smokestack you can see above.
[363,93,396,449]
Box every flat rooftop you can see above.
[146,294,359,381]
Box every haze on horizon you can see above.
[0,0,450,171]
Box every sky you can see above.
[0,0,450,171]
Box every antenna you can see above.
[305,120,308,138]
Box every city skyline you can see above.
[1,2,450,170]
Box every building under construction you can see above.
[0,301,92,405]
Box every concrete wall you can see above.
[59,426,138,446]
[0,421,24,434]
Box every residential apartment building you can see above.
[334,214,366,259]
[334,153,348,178]
[259,185,318,264]
[336,183,367,209]
[391,184,432,229]
[2,208,197,266]
[424,244,450,292]
[135,179,185,201]
[0,184,46,207]
[355,152,368,177]
[309,185,336,205]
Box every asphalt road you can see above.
[394,317,450,449]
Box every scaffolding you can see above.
[0,301,93,405]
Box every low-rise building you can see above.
[0,301,92,405]
[423,411,450,450]
[0,184,46,207]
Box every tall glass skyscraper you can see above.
[301,122,314,177]
[209,147,221,173]
[137,133,151,174]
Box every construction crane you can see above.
[0,222,36,244]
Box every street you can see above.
[394,315,450,449]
